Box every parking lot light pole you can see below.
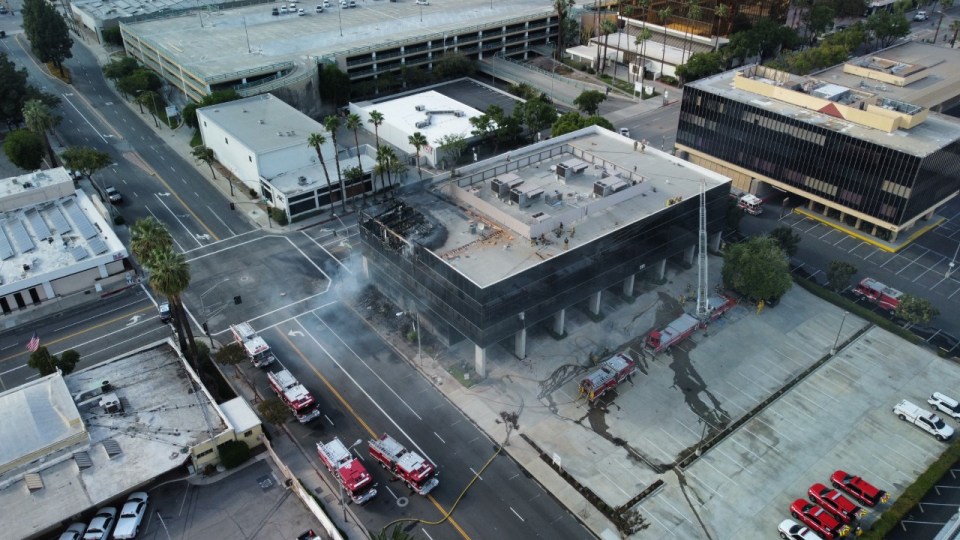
[946,242,960,279]
[831,311,849,355]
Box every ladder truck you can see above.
[316,437,377,504]
[368,433,439,495]
[579,353,638,403]
[644,295,736,354]
[267,369,321,423]
[230,322,277,368]
[852,278,902,311]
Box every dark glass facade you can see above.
[359,188,729,349]
[677,85,960,228]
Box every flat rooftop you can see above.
[198,93,333,156]
[688,66,960,157]
[73,0,223,23]
[122,0,556,80]
[0,169,127,295]
[356,90,482,143]
[815,41,960,109]
[0,340,227,539]
[269,153,376,194]
[395,126,729,288]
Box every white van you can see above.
[315,4,323,12]
[297,7,305,15]
[929,392,960,419]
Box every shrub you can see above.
[217,439,250,469]
[113,215,125,226]
[585,66,596,74]
[269,207,288,226]
[248,188,258,199]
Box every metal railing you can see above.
[207,60,294,84]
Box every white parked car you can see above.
[82,507,117,540]
[112,492,148,539]
[315,5,323,12]
[929,392,960,420]
[777,518,820,540]
[619,127,630,138]
[297,7,305,15]
[59,523,87,540]
[894,399,954,441]
[416,0,429,4]
[914,10,928,20]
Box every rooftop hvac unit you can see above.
[415,104,426,111]
[99,392,123,414]
[594,177,629,197]
[545,190,562,206]
[298,176,308,185]
[490,173,523,199]
[415,119,431,129]
[510,184,544,208]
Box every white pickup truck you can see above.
[894,400,954,441]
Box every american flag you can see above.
[26,332,40,352]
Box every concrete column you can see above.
[683,245,695,265]
[41,281,55,299]
[710,231,722,252]
[361,255,370,279]
[808,200,815,210]
[589,291,602,316]
[623,274,635,297]
[475,344,487,379]
[656,258,667,281]
[97,264,109,279]
[553,308,566,335]
[855,218,862,229]
[871,225,878,236]
[515,327,527,359]
[890,230,899,242]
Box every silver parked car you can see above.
[82,507,116,540]
[113,492,149,539]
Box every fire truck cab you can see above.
[737,194,763,215]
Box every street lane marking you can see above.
[53,298,147,332]
[385,485,398,500]
[62,93,109,144]
[146,205,186,253]
[278,326,470,540]
[301,231,354,275]
[155,194,202,247]
[469,467,482,481]
[433,432,445,444]
[509,507,524,522]
[206,205,236,237]
[135,153,219,241]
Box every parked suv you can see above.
[928,392,960,420]
[914,10,928,20]
[105,186,122,204]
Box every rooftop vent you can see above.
[277,132,284,137]
[102,439,123,459]
[298,176,308,185]
[258,119,265,124]
[73,451,93,470]
[23,473,43,492]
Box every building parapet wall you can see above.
[843,59,929,87]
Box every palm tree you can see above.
[408,131,428,181]
[634,28,653,82]
[713,3,729,51]
[657,7,672,82]
[191,145,216,180]
[554,0,575,60]
[23,99,57,167]
[130,217,173,270]
[951,18,960,47]
[682,0,701,65]
[368,524,418,540]
[367,110,384,152]
[307,133,336,211]
[933,0,956,43]
[136,90,162,128]
[323,116,347,211]
[600,19,618,73]
[149,248,199,367]
[345,113,365,198]
[376,145,398,192]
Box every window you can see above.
[196,448,214,458]
[244,430,253,437]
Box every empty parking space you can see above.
[641,326,960,539]
[431,79,521,115]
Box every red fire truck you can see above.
[852,278,902,311]
[578,353,638,403]
[230,322,277,368]
[368,433,439,495]
[317,437,377,504]
[645,295,736,353]
[267,369,321,423]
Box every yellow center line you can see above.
[0,306,154,364]
[275,329,472,540]
[136,153,220,242]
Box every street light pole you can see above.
[946,241,960,279]
[198,278,230,345]
[831,311,848,355]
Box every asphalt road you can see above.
[887,461,960,539]
[620,103,680,153]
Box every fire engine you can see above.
[737,194,763,215]
[317,437,377,504]
[852,278,902,311]
[230,322,276,368]
[645,295,736,353]
[368,433,439,495]
[267,369,321,423]
[578,353,638,403]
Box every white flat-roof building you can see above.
[351,90,483,168]
[0,339,262,540]
[197,93,376,220]
[0,168,132,326]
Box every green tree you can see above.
[894,294,940,325]
[713,3,730,49]
[803,2,836,43]
[102,56,138,81]
[376,145,398,191]
[634,28,654,81]
[519,99,558,138]
[307,133,336,208]
[551,112,614,136]
[432,53,476,78]
[23,0,73,76]
[344,166,365,197]
[574,90,607,115]
[830,0,869,18]
[61,146,111,186]
[58,349,80,375]
[434,133,467,168]
[130,217,173,269]
[182,90,241,129]
[951,19,960,47]
[345,113,365,184]
[768,225,801,257]
[214,343,246,369]
[148,248,199,367]
[3,129,45,170]
[28,347,57,376]
[865,9,911,48]
[217,440,251,469]
[369,525,420,540]
[599,19,619,72]
[408,131,428,181]
[117,69,162,98]
[507,82,539,100]
[191,145,217,181]
[826,260,858,292]
[0,53,30,129]
[721,236,793,302]
[584,115,615,130]
[658,7,673,79]
[323,116,347,211]
[135,90,164,127]
[675,51,725,84]
[681,0,703,67]
[318,63,351,106]
[257,397,290,425]
[23,99,58,167]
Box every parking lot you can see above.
[639,325,960,538]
